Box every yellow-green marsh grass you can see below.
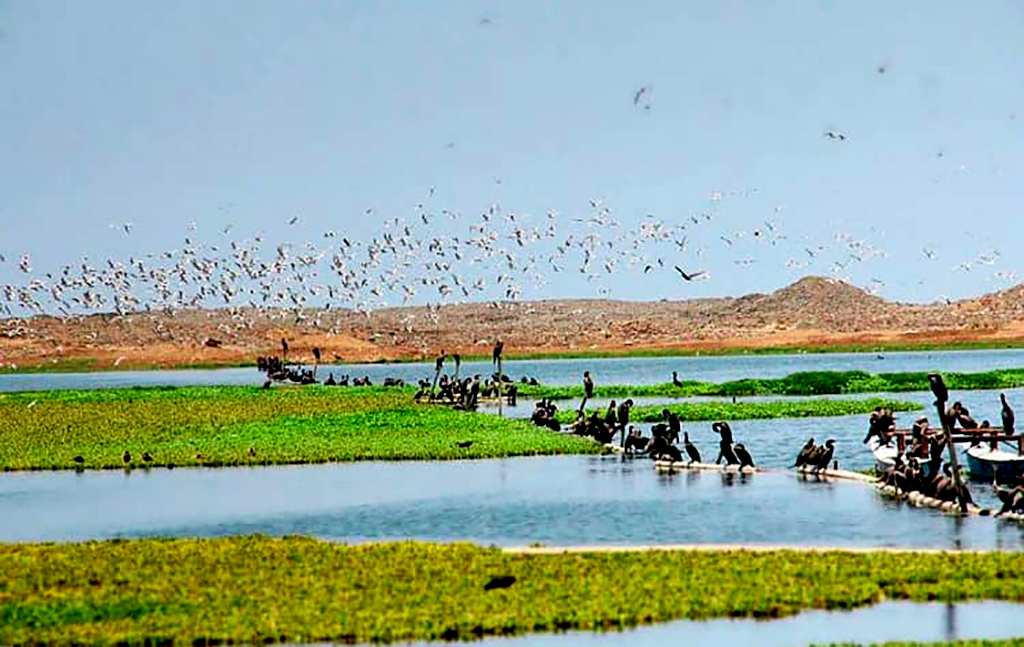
[3,538,1024,644]
[0,386,601,471]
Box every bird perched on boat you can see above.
[583,371,594,400]
[484,575,516,590]
[122,450,131,464]
[672,371,684,388]
[683,432,701,465]
[928,373,948,405]
[1001,393,1015,433]
[734,443,755,469]
[814,439,836,474]
[793,437,816,468]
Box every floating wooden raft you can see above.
[795,465,876,483]
[872,482,1024,523]
[653,460,760,474]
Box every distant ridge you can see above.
[3,275,1024,370]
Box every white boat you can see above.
[964,444,1024,482]
[867,436,934,476]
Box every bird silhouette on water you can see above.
[484,575,516,590]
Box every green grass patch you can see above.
[0,386,601,471]
[3,538,1024,644]
[555,397,921,424]
[520,368,1024,400]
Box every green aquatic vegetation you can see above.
[3,538,1024,644]
[0,385,600,471]
[518,368,1024,400]
[555,397,921,425]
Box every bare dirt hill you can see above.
[2,276,1024,371]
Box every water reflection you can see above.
[396,602,1024,647]
[2,456,1022,548]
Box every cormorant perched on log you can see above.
[793,438,816,468]
[712,421,734,444]
[814,439,836,473]
[683,432,701,465]
[995,485,1024,515]
[583,371,594,399]
[672,371,684,387]
[734,443,755,469]
[928,373,947,405]
[650,436,682,462]
[1002,393,1015,433]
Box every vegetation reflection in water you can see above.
[3,538,1024,645]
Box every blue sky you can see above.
[1,0,1022,311]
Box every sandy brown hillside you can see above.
[2,276,1024,370]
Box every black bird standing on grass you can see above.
[457,440,473,448]
[73,455,84,465]
[484,575,516,590]
[672,371,684,388]
[122,450,131,465]
[1001,393,1015,433]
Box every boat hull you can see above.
[964,445,1024,482]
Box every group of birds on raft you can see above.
[528,370,837,475]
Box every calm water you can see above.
[4,455,1024,547]
[5,347,1024,392]
[399,602,1024,647]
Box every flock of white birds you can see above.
[1,177,1015,335]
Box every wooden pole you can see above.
[497,355,504,418]
[930,373,969,513]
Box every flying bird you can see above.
[674,266,707,281]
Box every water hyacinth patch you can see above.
[0,385,601,471]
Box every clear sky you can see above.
[1,0,1022,311]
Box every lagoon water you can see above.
[3,349,1024,545]
[4,455,1024,548]
[5,347,1024,392]
[400,601,1024,647]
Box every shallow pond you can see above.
[397,601,1024,647]
[5,347,1024,392]
[4,455,1024,548]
